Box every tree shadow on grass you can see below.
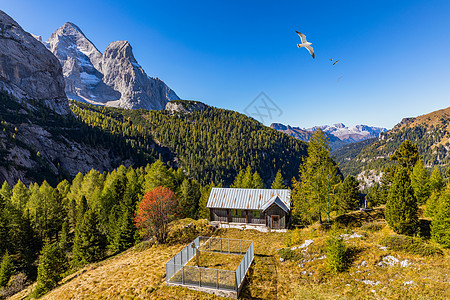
[418,219,431,239]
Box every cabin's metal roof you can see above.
[261,195,290,213]
[206,188,291,211]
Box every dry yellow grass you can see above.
[10,211,450,300]
[186,252,243,270]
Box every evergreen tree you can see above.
[429,168,444,193]
[241,166,254,188]
[143,160,176,193]
[252,171,264,189]
[271,170,286,189]
[10,180,29,211]
[179,178,201,218]
[72,209,107,267]
[336,175,360,214]
[410,159,431,205]
[292,129,341,224]
[0,251,15,287]
[33,241,67,298]
[111,208,135,253]
[385,167,418,235]
[59,221,69,252]
[431,187,450,248]
[389,140,422,171]
[0,181,12,204]
[198,183,217,219]
[424,191,441,218]
[231,170,245,188]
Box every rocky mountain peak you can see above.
[0,10,71,115]
[47,23,179,110]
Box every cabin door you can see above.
[271,215,280,229]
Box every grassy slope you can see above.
[12,211,450,300]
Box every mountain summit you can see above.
[46,22,179,109]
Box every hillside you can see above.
[338,107,450,184]
[72,102,308,186]
[11,212,449,300]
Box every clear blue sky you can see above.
[2,0,450,129]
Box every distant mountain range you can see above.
[335,107,450,187]
[44,22,179,110]
[271,123,386,151]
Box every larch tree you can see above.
[389,140,422,171]
[429,168,445,193]
[292,129,341,224]
[271,170,287,189]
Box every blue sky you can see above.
[2,0,450,129]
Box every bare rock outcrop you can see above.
[0,10,71,115]
[165,100,207,114]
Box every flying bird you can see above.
[296,31,314,59]
[332,59,340,65]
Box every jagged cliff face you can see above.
[0,10,71,115]
[47,22,179,110]
[0,11,139,186]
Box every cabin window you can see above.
[236,209,241,216]
[253,210,261,218]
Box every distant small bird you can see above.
[332,59,340,65]
[296,31,314,59]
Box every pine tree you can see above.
[111,208,135,253]
[337,175,360,214]
[10,180,29,211]
[431,187,450,248]
[0,251,15,287]
[241,166,254,188]
[424,191,441,218]
[0,181,12,204]
[429,168,444,193]
[292,129,341,224]
[385,167,418,235]
[231,170,245,188]
[33,241,67,297]
[410,159,430,205]
[252,171,264,189]
[198,183,217,219]
[179,178,201,218]
[389,140,422,171]
[72,209,107,267]
[271,170,286,189]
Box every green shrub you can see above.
[380,234,443,256]
[278,248,302,262]
[326,235,347,273]
[431,188,450,248]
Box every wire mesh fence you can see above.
[166,236,254,292]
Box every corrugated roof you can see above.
[206,188,291,211]
[261,196,290,213]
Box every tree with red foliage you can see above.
[134,187,177,244]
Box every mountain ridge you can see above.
[46,22,179,110]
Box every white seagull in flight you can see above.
[296,31,314,59]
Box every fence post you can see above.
[199,267,201,287]
[235,270,238,292]
[216,269,219,289]
[182,266,185,285]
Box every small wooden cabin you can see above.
[206,188,291,229]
